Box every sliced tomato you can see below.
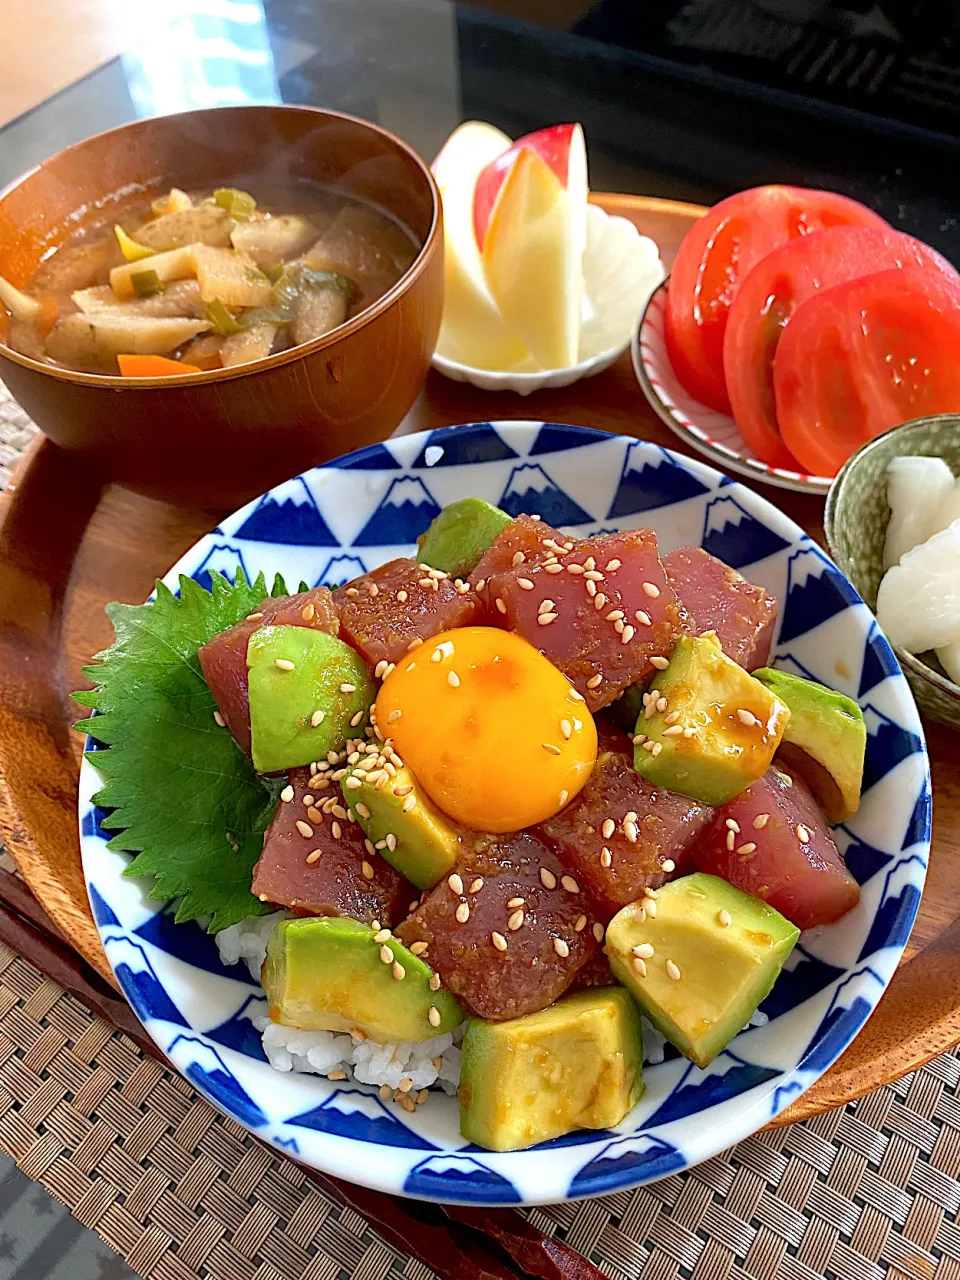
[723,227,958,470]
[665,185,887,412]
[774,267,960,477]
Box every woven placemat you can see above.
[1,386,959,1280]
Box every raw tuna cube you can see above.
[693,767,860,931]
[252,767,411,927]
[538,723,714,914]
[395,831,603,1020]
[486,529,688,710]
[468,515,570,608]
[663,546,778,670]
[199,586,339,755]
[332,558,484,668]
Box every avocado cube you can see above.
[247,625,374,773]
[417,498,512,579]
[753,668,865,822]
[342,761,461,889]
[606,873,799,1068]
[634,634,790,805]
[458,988,645,1151]
[263,916,463,1042]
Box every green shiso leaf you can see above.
[74,568,286,932]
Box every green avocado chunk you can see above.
[342,761,461,889]
[752,667,865,822]
[634,633,790,805]
[263,916,463,1042]
[247,625,374,773]
[416,498,512,579]
[605,873,799,1068]
[458,988,645,1152]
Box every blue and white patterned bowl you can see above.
[78,421,930,1206]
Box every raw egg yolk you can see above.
[375,626,597,832]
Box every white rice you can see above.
[215,916,771,1090]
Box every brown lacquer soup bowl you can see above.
[0,105,443,509]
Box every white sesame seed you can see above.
[374,928,391,943]
[456,902,470,923]
[557,789,569,807]
[632,956,647,976]
[428,1006,442,1027]
[295,820,312,838]
[507,909,524,931]
[393,961,406,981]
[553,937,570,958]
[600,847,612,868]
[606,611,625,622]
[306,849,323,864]
[737,842,757,856]
[601,818,615,839]
[726,830,736,852]
[624,821,638,844]
[736,708,759,727]
[584,570,603,583]
[495,598,507,614]
[664,710,681,725]
[247,612,265,621]
[796,824,810,844]
[635,610,652,626]
[605,559,622,571]
[575,914,587,932]
[274,658,295,672]
[512,551,525,567]
[213,710,226,727]
[614,619,625,634]
[656,696,668,713]
[385,833,397,852]
[331,821,342,839]
[280,785,295,803]
[517,578,535,591]
[361,860,375,880]
[561,875,579,893]
[633,943,655,959]
[474,579,486,591]
[538,598,556,614]
[645,898,658,918]
[379,944,393,964]
[345,587,359,598]
[545,562,564,574]
[540,868,557,890]
[753,813,771,829]
[718,909,732,928]
[418,578,433,588]
[492,931,508,951]
[586,673,603,689]
[369,583,380,597]
[350,710,364,727]
[469,878,484,893]
[650,656,670,670]
[344,775,362,790]
[448,873,464,895]
[642,582,661,598]
[560,719,572,740]
[586,580,597,597]
[569,689,585,702]
[542,742,561,755]
[651,742,663,756]
[407,636,423,651]
[632,733,646,745]
[429,972,441,991]
[403,794,416,813]
[340,683,356,694]
[538,612,558,625]
[507,897,526,909]
[447,671,461,688]
[387,709,402,724]
[621,626,636,644]
[663,725,684,737]
[666,959,681,981]
[593,922,605,942]
[725,818,741,832]
[567,563,584,575]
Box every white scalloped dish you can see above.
[433,205,664,394]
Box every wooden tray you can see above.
[0,192,957,1129]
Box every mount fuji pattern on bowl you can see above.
[633,283,833,496]
[78,421,930,1206]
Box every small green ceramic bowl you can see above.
[825,414,960,728]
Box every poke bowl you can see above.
[0,105,443,509]
[77,421,930,1205]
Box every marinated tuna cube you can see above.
[395,831,603,1020]
[468,515,569,608]
[332,558,484,668]
[663,546,778,670]
[693,767,860,931]
[199,587,339,755]
[252,767,411,927]
[538,724,713,914]
[486,529,687,710]
[570,951,617,989]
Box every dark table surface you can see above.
[0,1,956,1273]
